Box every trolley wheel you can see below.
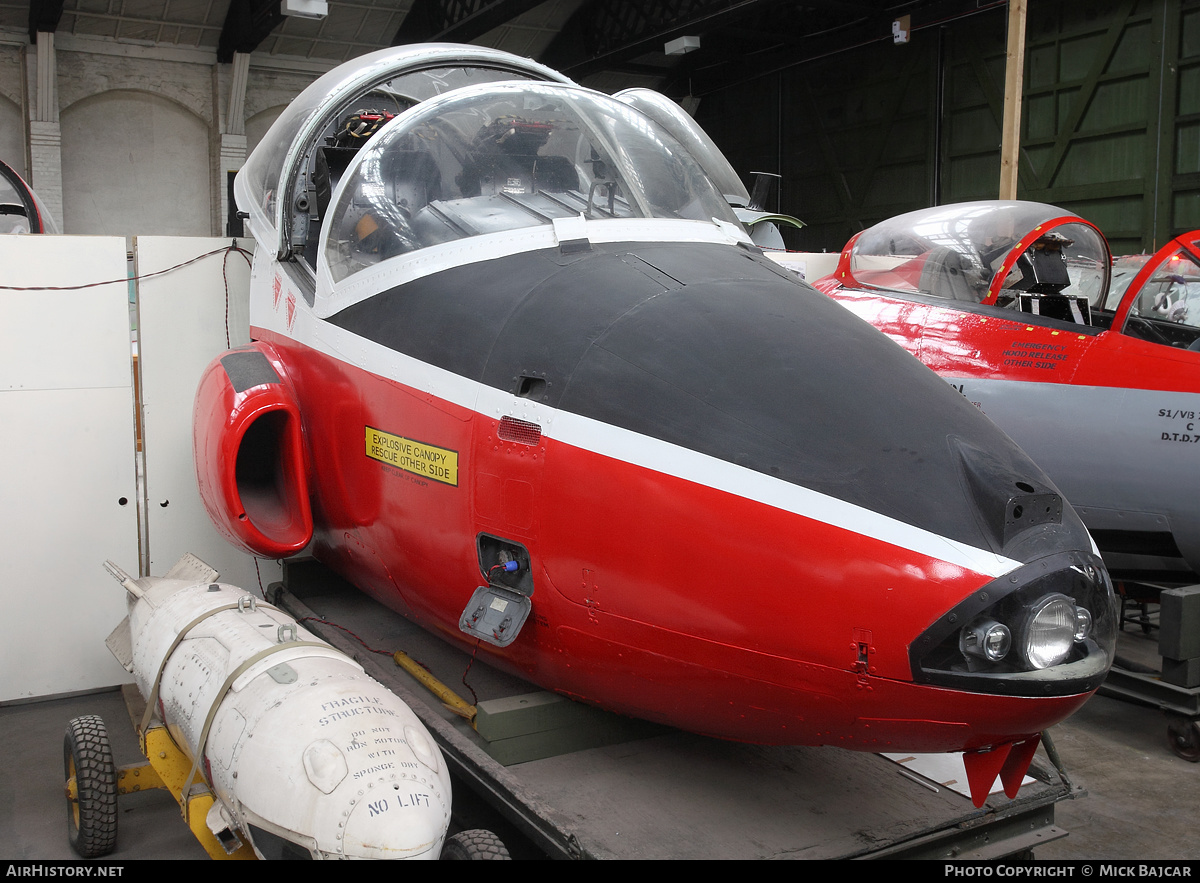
[1166,717,1200,762]
[440,828,511,860]
[64,714,118,857]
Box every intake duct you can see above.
[193,343,313,558]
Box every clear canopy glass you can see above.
[1107,247,1200,332]
[321,82,743,284]
[613,88,750,208]
[849,201,1109,308]
[235,44,572,257]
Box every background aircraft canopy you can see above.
[848,201,1109,309]
[1105,240,1200,339]
[236,44,573,258]
[320,82,744,286]
[1107,252,1156,309]
[613,87,750,209]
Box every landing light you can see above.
[960,619,1011,662]
[1074,605,1093,643]
[956,593,1096,671]
[918,551,1113,694]
[1017,594,1081,670]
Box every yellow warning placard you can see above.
[365,426,459,486]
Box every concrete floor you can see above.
[1,687,208,860]
[3,631,1198,861]
[1039,689,1200,860]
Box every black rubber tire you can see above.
[441,828,511,860]
[1167,717,1200,762]
[64,714,118,858]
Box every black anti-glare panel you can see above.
[329,241,1084,555]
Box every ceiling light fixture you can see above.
[665,36,700,55]
[282,0,328,20]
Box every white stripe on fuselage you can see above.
[315,217,751,319]
[258,253,1023,581]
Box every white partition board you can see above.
[882,752,1033,800]
[134,236,282,592]
[766,251,841,283]
[0,236,138,701]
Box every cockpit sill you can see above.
[274,216,758,314]
[309,216,753,319]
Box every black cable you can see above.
[0,240,252,291]
[222,241,253,348]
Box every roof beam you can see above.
[28,0,65,43]
[678,0,1006,96]
[217,0,284,64]
[540,0,784,80]
[392,0,546,45]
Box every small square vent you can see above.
[498,416,542,446]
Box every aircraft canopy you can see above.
[319,81,744,286]
[237,44,573,258]
[847,200,1110,309]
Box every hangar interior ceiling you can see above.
[0,0,1197,253]
[711,0,1200,256]
[1,0,995,91]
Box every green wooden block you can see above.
[475,692,668,765]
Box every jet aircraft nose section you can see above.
[200,46,1117,809]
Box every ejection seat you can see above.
[919,246,984,302]
[1007,232,1093,325]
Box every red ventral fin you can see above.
[998,734,1041,799]
[962,743,1012,808]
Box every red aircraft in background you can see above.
[0,159,57,234]
[191,48,1115,807]
[811,201,1200,586]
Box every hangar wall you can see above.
[0,235,283,701]
[0,31,316,237]
[61,90,211,235]
[2,3,1199,252]
[0,235,137,700]
[697,0,1200,256]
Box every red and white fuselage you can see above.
[194,48,1115,807]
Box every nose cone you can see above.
[228,675,452,859]
[555,250,1088,560]
[336,723,450,859]
[340,780,450,859]
[329,235,1087,559]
